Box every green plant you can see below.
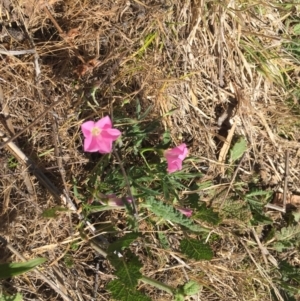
[0,258,46,279]
[76,104,220,300]
[0,258,46,301]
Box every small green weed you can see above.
[75,104,221,300]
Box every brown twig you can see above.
[220,151,247,209]
[283,149,289,211]
[43,5,86,64]
[251,228,269,267]
[0,129,102,243]
[113,146,139,220]
[0,85,35,199]
[240,239,284,301]
[0,48,36,55]
[265,150,289,213]
[0,98,63,150]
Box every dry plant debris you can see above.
[1,0,300,300]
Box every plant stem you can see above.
[81,235,176,295]
[113,146,139,221]
[139,148,157,170]
[140,276,175,295]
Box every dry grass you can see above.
[1,0,300,300]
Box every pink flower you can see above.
[177,208,193,218]
[164,143,188,173]
[101,194,132,207]
[81,116,121,154]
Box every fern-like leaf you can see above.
[145,197,209,233]
[107,279,151,301]
[194,203,221,225]
[108,250,142,288]
[107,233,139,253]
[275,225,300,242]
[180,238,213,260]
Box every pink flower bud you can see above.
[177,207,193,218]
[106,194,132,207]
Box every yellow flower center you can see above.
[91,127,101,136]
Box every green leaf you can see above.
[194,203,221,225]
[273,242,287,252]
[279,260,300,283]
[292,211,300,222]
[157,131,171,148]
[183,281,202,295]
[245,189,273,199]
[251,211,273,225]
[180,238,213,260]
[293,24,300,35]
[107,279,151,301]
[174,293,185,301]
[132,182,160,196]
[42,206,68,218]
[162,180,170,200]
[0,258,46,279]
[107,233,139,253]
[229,137,247,163]
[145,197,209,233]
[139,104,153,120]
[157,232,170,249]
[0,292,23,301]
[275,225,300,242]
[108,250,142,288]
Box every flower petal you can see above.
[101,128,121,139]
[165,143,188,173]
[177,143,188,159]
[167,160,182,173]
[95,116,112,129]
[84,135,100,152]
[81,121,95,137]
[178,208,193,217]
[96,138,113,154]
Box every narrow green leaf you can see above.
[245,190,272,198]
[139,104,153,120]
[107,279,151,301]
[42,206,68,218]
[145,197,209,233]
[157,131,171,148]
[194,203,221,225]
[162,180,170,200]
[251,211,273,225]
[180,238,213,260]
[0,258,46,279]
[229,136,247,163]
[171,171,203,179]
[132,182,160,196]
